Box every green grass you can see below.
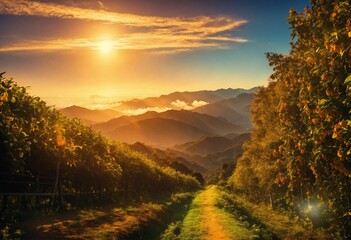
[161,190,206,240]
[177,191,206,240]
[220,188,331,240]
[214,189,277,240]
[161,186,259,240]
[211,189,259,240]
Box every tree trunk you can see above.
[35,175,40,209]
[54,161,60,194]
[345,177,351,211]
[269,189,274,210]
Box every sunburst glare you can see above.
[97,40,115,54]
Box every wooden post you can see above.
[35,175,40,209]
[54,161,60,194]
[58,179,64,210]
[53,160,60,209]
[269,189,274,210]
[345,177,351,211]
[36,175,40,192]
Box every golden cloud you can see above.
[0,36,224,52]
[0,0,249,53]
[171,99,208,110]
[122,107,172,116]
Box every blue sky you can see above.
[0,0,309,107]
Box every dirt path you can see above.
[202,186,231,240]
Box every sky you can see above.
[0,0,309,108]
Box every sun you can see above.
[97,40,115,54]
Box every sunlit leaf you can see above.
[345,75,351,85]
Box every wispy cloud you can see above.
[0,0,247,30]
[192,100,208,108]
[0,0,248,53]
[122,107,172,116]
[171,99,208,110]
[0,35,233,53]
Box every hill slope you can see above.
[60,105,121,123]
[129,142,207,175]
[105,118,209,146]
[193,93,254,129]
[175,136,234,156]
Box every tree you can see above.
[231,1,351,237]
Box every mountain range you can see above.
[126,132,250,175]
[111,87,258,112]
[59,87,256,148]
[168,133,251,170]
[193,93,254,129]
[93,110,243,146]
[60,87,256,124]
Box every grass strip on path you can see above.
[162,185,258,240]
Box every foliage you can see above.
[160,221,182,240]
[129,142,205,186]
[222,186,330,240]
[230,0,351,238]
[230,82,285,201]
[0,73,200,196]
